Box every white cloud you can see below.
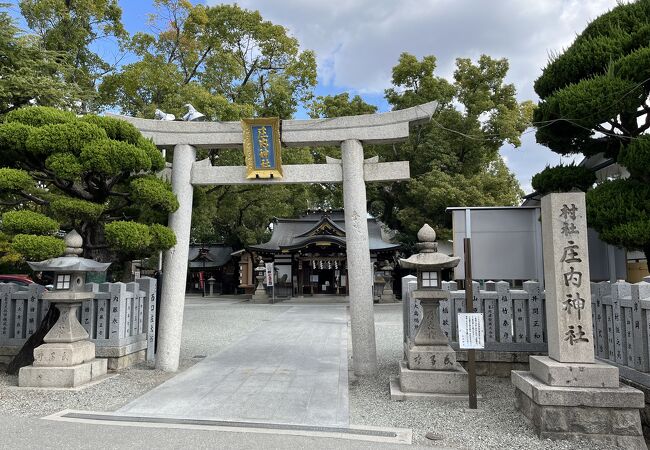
[208,0,622,194]
[210,0,619,99]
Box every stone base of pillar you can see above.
[528,355,619,387]
[512,369,646,449]
[33,340,96,367]
[251,294,270,304]
[19,358,107,388]
[406,344,457,370]
[19,330,109,389]
[390,360,472,402]
[379,289,395,303]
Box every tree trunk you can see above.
[6,304,59,375]
[117,257,133,282]
[83,222,112,262]
[644,244,650,272]
[83,222,125,281]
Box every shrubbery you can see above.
[532,2,650,258]
[2,211,58,236]
[11,234,65,261]
[105,221,152,254]
[531,164,596,194]
[0,106,177,268]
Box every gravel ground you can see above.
[0,299,637,449]
[0,297,289,418]
[349,304,621,449]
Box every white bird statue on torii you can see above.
[154,109,175,121]
[182,104,206,122]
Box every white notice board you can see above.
[458,313,485,349]
[265,263,274,286]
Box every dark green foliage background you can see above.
[533,1,650,259]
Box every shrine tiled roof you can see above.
[248,211,400,253]
[188,245,233,268]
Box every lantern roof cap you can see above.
[417,224,436,242]
[399,224,460,270]
[65,230,83,255]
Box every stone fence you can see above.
[403,275,650,381]
[403,278,547,353]
[591,280,650,379]
[0,277,156,370]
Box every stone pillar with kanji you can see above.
[512,192,646,449]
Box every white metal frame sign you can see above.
[458,313,485,349]
[265,262,274,287]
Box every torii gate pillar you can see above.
[110,101,438,376]
[156,144,195,372]
[341,139,377,374]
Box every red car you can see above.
[0,274,36,287]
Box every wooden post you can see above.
[464,237,478,409]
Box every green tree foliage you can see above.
[0,209,63,262]
[309,93,377,119]
[0,5,82,113]
[586,179,650,255]
[392,159,523,242]
[2,210,58,235]
[12,234,65,261]
[100,1,317,120]
[533,1,650,259]
[532,164,596,194]
[98,1,319,247]
[322,54,530,244]
[105,221,152,255]
[149,223,176,251]
[0,168,33,191]
[296,92,380,215]
[0,106,177,267]
[19,0,128,111]
[308,55,528,247]
[0,232,23,269]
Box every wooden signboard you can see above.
[242,117,283,179]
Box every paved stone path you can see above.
[117,305,349,427]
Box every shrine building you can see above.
[237,210,400,296]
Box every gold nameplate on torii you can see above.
[241,117,283,179]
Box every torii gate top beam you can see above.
[107,101,437,149]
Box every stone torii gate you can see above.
[111,101,437,376]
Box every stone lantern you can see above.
[390,224,470,401]
[207,276,216,296]
[373,272,386,302]
[251,257,268,303]
[379,260,395,303]
[18,230,111,388]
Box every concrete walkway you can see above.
[117,305,349,427]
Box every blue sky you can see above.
[8,0,623,194]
